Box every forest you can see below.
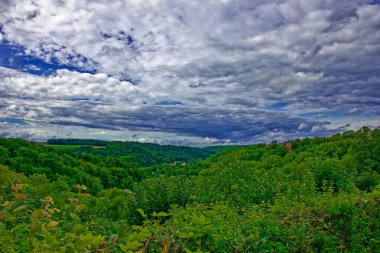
[0,128,379,252]
[47,138,221,167]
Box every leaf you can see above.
[13,205,27,212]
[108,234,119,245]
[68,198,79,203]
[119,244,132,253]
[136,208,147,218]
[74,204,86,213]
[28,222,36,228]
[129,240,143,249]
[119,240,142,251]
[11,183,24,191]
[71,223,84,232]
[2,201,12,209]
[15,193,26,199]
[178,232,194,238]
[45,196,53,203]
[231,184,239,190]
[70,213,80,222]
[32,209,43,218]
[151,211,168,217]
[191,214,208,225]
[79,232,93,242]
[47,221,59,229]
[40,223,49,236]
[156,211,169,217]
[0,210,7,218]
[45,234,58,246]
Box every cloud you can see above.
[346,107,362,116]
[298,123,308,130]
[0,67,332,144]
[0,1,379,144]
[0,69,142,102]
[315,114,327,119]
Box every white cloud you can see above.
[298,123,308,130]
[311,125,326,133]
[1,69,144,102]
[347,107,362,116]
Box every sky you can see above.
[0,0,379,146]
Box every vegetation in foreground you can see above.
[0,128,379,252]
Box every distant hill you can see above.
[47,139,221,166]
[47,139,108,146]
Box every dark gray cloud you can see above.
[0,93,334,143]
[324,6,358,32]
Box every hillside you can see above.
[0,128,379,252]
[47,139,218,167]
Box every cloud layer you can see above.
[0,0,380,145]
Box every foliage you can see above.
[0,128,379,252]
[48,138,219,167]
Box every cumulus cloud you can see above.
[0,0,379,144]
[297,123,308,130]
[311,125,327,134]
[1,69,142,102]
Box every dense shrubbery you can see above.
[1,128,379,252]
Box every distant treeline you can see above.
[47,138,220,167]
[47,139,108,146]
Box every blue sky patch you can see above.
[155,101,183,106]
[268,102,289,111]
[0,39,96,76]
[0,118,27,125]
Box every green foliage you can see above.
[0,128,379,252]
[48,138,219,167]
[0,138,141,193]
[47,138,108,146]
